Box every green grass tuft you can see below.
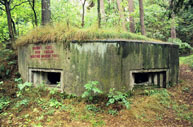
[180,54,193,68]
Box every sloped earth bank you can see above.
[103,65,193,127]
[0,65,193,127]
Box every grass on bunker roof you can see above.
[15,23,159,47]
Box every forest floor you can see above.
[0,47,193,127]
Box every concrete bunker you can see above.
[17,40,179,96]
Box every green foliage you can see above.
[36,83,47,92]
[180,54,193,68]
[172,103,193,123]
[144,89,159,96]
[106,88,130,109]
[14,77,23,84]
[82,81,103,102]
[66,93,77,99]
[51,0,81,26]
[168,38,193,55]
[48,82,61,96]
[108,109,118,116]
[182,87,190,93]
[86,104,101,113]
[17,82,32,97]
[48,99,62,109]
[15,99,29,108]
[0,96,10,112]
[177,8,193,46]
[0,47,17,80]
[17,82,32,91]
[143,2,171,41]
[154,89,171,108]
[144,89,170,97]
[0,12,9,42]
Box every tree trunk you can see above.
[128,0,135,33]
[97,0,101,28]
[171,14,176,38]
[33,8,38,26]
[11,18,16,35]
[5,0,14,40]
[41,0,51,25]
[100,0,106,21]
[116,0,127,31]
[81,0,86,27]
[30,0,38,26]
[28,0,38,26]
[139,0,146,35]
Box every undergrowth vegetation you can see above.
[0,44,18,80]
[1,77,192,126]
[180,54,193,69]
[15,23,158,47]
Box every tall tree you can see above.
[97,0,101,28]
[116,0,127,31]
[139,0,146,35]
[81,0,86,27]
[0,0,27,41]
[170,14,176,38]
[28,0,38,26]
[100,0,105,21]
[128,0,135,33]
[41,0,51,25]
[0,0,14,40]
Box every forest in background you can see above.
[0,0,193,55]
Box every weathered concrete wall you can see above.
[18,40,179,96]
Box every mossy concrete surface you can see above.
[18,40,179,95]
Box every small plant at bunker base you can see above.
[14,77,23,83]
[106,88,130,109]
[17,82,32,97]
[48,82,61,96]
[82,81,103,101]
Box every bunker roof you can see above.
[15,24,175,47]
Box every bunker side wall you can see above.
[18,42,66,82]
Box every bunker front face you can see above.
[18,40,179,96]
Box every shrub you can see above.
[106,88,130,109]
[17,82,32,97]
[48,99,62,108]
[82,81,103,102]
[0,97,10,112]
[168,38,193,55]
[15,99,29,108]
